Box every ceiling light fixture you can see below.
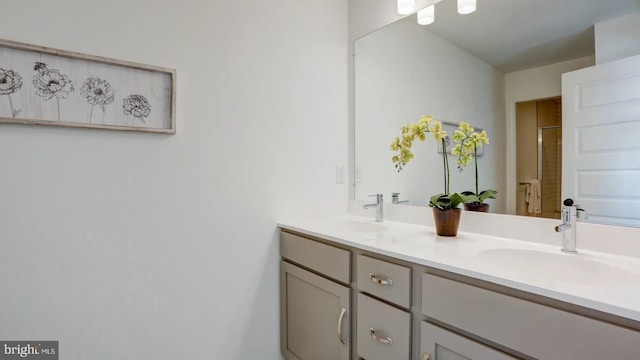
[457,0,476,15]
[407,0,476,25]
[417,5,435,25]
[397,0,416,15]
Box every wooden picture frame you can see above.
[0,38,176,134]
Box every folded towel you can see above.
[525,179,542,216]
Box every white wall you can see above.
[349,0,405,42]
[354,17,505,210]
[504,56,595,214]
[348,0,405,200]
[595,11,640,64]
[0,1,348,359]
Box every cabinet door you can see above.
[281,261,350,360]
[421,322,516,360]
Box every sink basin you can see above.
[477,248,640,286]
[336,219,387,233]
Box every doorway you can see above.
[516,97,562,219]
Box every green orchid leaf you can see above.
[460,189,497,204]
[429,193,463,210]
[438,194,452,206]
[478,189,498,202]
[429,193,445,208]
[448,192,465,208]
[461,193,480,204]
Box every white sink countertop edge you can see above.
[278,214,640,323]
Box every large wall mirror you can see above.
[354,0,640,226]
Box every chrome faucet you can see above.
[391,192,409,205]
[555,198,585,253]
[363,194,384,222]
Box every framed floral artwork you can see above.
[437,121,484,156]
[0,38,175,134]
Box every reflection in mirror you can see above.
[515,98,562,220]
[353,1,640,227]
[354,15,505,211]
[561,56,640,228]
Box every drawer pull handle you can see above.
[337,308,347,345]
[370,328,393,345]
[370,273,393,286]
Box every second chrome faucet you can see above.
[391,192,409,205]
[363,194,384,222]
[363,193,409,222]
[555,198,586,253]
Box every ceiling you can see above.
[417,0,640,72]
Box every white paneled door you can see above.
[562,54,640,227]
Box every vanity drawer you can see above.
[281,231,350,284]
[421,321,517,360]
[357,293,411,360]
[357,254,411,308]
[422,273,640,360]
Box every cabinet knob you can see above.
[370,328,393,345]
[370,273,393,286]
[422,352,431,360]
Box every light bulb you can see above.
[397,0,415,15]
[458,0,476,14]
[417,5,435,25]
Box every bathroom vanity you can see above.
[279,213,640,360]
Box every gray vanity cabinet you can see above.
[420,322,516,360]
[280,261,350,360]
[280,229,640,360]
[280,232,351,360]
[421,272,640,360]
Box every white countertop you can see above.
[279,214,640,323]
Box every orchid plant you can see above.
[451,121,497,205]
[391,115,464,211]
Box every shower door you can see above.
[538,126,562,219]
